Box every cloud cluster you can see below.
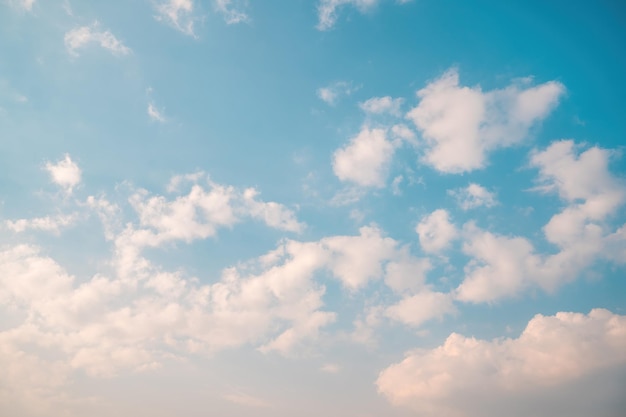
[377,309,626,417]
[455,140,626,302]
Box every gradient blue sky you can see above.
[1,1,625,416]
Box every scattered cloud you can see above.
[449,183,498,210]
[7,0,35,11]
[377,309,626,417]
[155,0,197,36]
[44,154,81,193]
[64,23,131,57]
[317,81,358,105]
[214,0,249,24]
[6,214,77,234]
[147,102,166,122]
[385,290,455,327]
[407,68,565,173]
[222,390,271,408]
[360,96,404,116]
[332,127,397,187]
[316,0,413,31]
[415,209,457,253]
[320,363,340,373]
[455,141,626,303]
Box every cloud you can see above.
[155,0,197,36]
[360,96,404,116]
[320,363,340,373]
[242,188,305,233]
[44,154,81,193]
[6,0,35,11]
[415,209,458,253]
[124,173,305,251]
[407,68,565,173]
[317,81,358,105]
[449,183,498,210]
[222,391,270,408]
[147,102,166,122]
[214,0,250,24]
[332,127,397,187]
[455,141,626,303]
[385,290,455,327]
[6,214,77,234]
[64,23,131,57]
[530,139,625,224]
[316,0,412,31]
[377,309,626,417]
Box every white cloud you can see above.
[455,223,540,303]
[126,174,305,250]
[407,68,565,173]
[242,188,304,233]
[390,175,403,195]
[360,96,404,116]
[7,0,35,11]
[44,154,81,193]
[316,0,412,31]
[147,102,166,122]
[6,214,77,233]
[384,255,431,293]
[455,141,626,303]
[317,81,358,105]
[155,0,197,36]
[222,391,270,408]
[530,140,625,224]
[415,209,457,253]
[449,183,498,210]
[214,0,249,24]
[377,309,626,417]
[320,363,340,373]
[385,290,455,327]
[332,127,396,187]
[64,23,131,57]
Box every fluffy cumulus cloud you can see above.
[1,165,446,411]
[449,183,498,210]
[64,23,131,57]
[407,68,565,173]
[377,309,626,417]
[317,0,412,31]
[455,140,626,303]
[44,154,81,193]
[121,173,304,256]
[415,209,457,253]
[332,127,397,187]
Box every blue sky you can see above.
[1,1,625,416]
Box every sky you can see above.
[1,0,625,416]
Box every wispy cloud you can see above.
[64,23,131,57]
[155,0,197,36]
[317,81,359,105]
